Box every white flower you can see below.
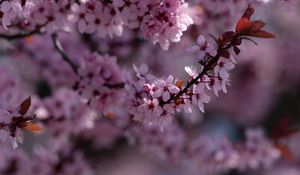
[214,57,236,79]
[152,75,180,102]
[185,66,199,78]
[187,35,217,59]
[191,84,211,112]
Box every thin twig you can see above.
[52,33,125,89]
[164,44,232,105]
[0,23,47,40]
[103,82,125,89]
[81,33,103,53]
[0,28,41,40]
[164,56,218,104]
[51,33,79,75]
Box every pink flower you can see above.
[208,75,231,97]
[152,75,180,102]
[187,35,217,59]
[185,65,199,78]
[191,84,211,112]
[0,1,16,29]
[237,128,281,170]
[214,57,236,79]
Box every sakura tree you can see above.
[0,0,300,175]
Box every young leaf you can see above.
[274,143,295,162]
[270,115,299,140]
[22,121,44,133]
[249,30,276,38]
[233,46,241,55]
[242,4,254,19]
[251,20,266,31]
[219,31,236,44]
[219,48,230,59]
[236,5,275,39]
[236,17,252,35]
[175,80,183,89]
[18,97,31,115]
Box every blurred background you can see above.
[0,1,300,175]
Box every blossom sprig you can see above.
[0,24,43,40]
[128,5,275,129]
[166,4,274,104]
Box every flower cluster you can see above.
[30,140,92,175]
[128,65,180,129]
[74,52,126,113]
[36,88,95,136]
[127,123,281,174]
[0,0,74,32]
[126,123,186,162]
[113,0,193,50]
[71,0,124,37]
[0,0,193,50]
[71,0,193,49]
[185,128,281,174]
[236,128,281,170]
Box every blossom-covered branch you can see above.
[128,5,275,129]
[165,4,275,104]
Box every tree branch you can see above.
[0,28,42,40]
[52,33,125,89]
[51,33,79,75]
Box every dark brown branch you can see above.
[164,54,220,105]
[103,82,125,89]
[81,33,103,54]
[0,28,42,40]
[0,22,48,40]
[51,33,79,75]
[164,42,234,105]
[52,33,125,89]
[101,0,112,3]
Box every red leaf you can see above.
[248,30,275,38]
[219,48,230,59]
[18,97,31,115]
[242,4,255,20]
[251,20,266,31]
[236,5,275,39]
[236,17,252,35]
[22,121,44,133]
[175,80,183,89]
[233,46,240,55]
[270,115,299,140]
[274,143,295,162]
[219,31,236,44]
[232,38,242,46]
[272,129,299,140]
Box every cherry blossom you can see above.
[187,35,217,59]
